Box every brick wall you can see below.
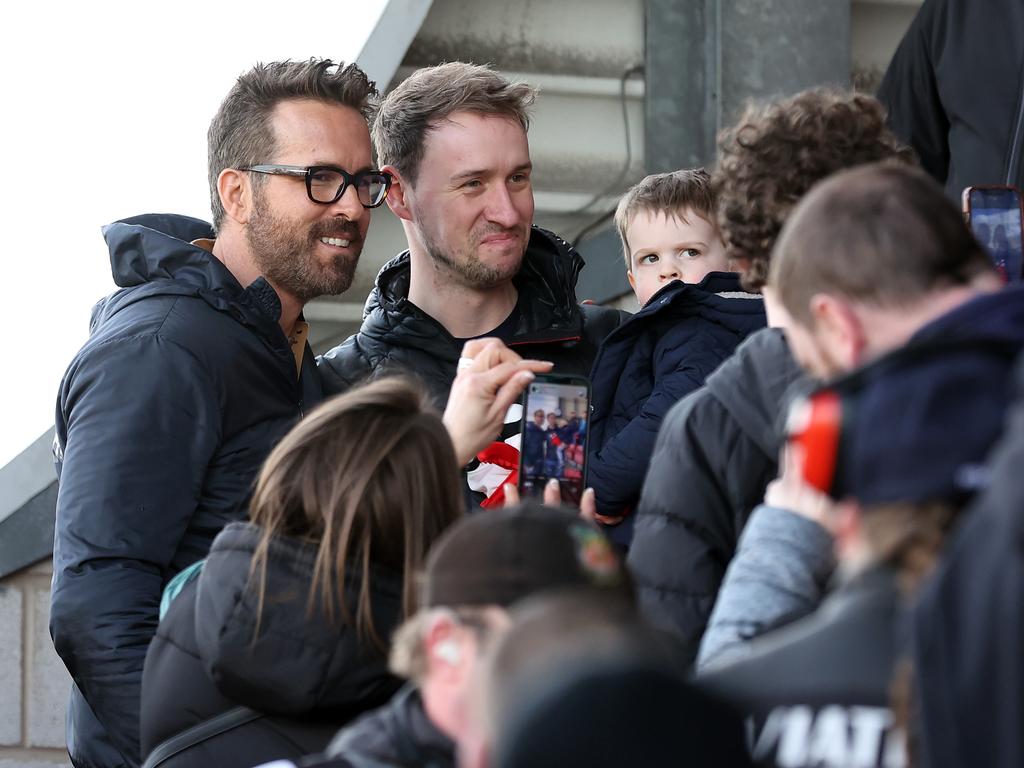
[0,558,71,768]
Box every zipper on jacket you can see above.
[1005,70,1024,187]
[509,335,582,347]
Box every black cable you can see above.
[570,64,645,246]
[572,209,616,247]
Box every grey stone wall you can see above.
[0,559,71,767]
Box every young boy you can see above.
[587,170,766,547]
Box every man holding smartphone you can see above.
[317,62,624,507]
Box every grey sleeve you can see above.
[695,504,836,672]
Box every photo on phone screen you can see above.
[966,186,1024,283]
[518,375,590,505]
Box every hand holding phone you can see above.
[963,185,1024,283]
[518,374,591,505]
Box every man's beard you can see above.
[246,190,362,304]
[419,222,527,290]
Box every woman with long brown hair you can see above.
[139,377,463,768]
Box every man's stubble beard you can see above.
[419,222,527,291]
[246,187,362,304]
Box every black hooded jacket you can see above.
[627,328,808,663]
[140,523,403,767]
[877,0,1024,199]
[317,227,625,407]
[51,214,323,768]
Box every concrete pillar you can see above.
[0,559,71,767]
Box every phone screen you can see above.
[519,376,590,505]
[968,187,1024,282]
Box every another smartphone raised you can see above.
[963,184,1024,283]
[518,374,590,505]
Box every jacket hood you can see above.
[358,226,586,351]
[704,327,809,457]
[92,213,284,339]
[823,286,1024,506]
[104,213,218,288]
[911,284,1024,348]
[193,522,403,716]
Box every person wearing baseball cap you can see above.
[319,501,628,768]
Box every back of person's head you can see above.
[714,87,915,290]
[207,58,378,231]
[771,163,995,327]
[787,325,1019,590]
[389,502,629,683]
[471,591,749,768]
[372,62,537,186]
[247,377,462,651]
[613,169,717,269]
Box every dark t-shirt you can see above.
[453,302,521,344]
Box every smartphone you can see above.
[518,374,591,505]
[963,185,1024,283]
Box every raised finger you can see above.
[579,487,598,520]
[489,370,538,419]
[502,482,521,508]
[543,478,562,506]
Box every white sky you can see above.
[0,0,390,468]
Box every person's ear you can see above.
[810,294,866,369]
[425,613,465,679]
[626,270,637,292]
[383,165,413,222]
[729,255,752,277]
[218,168,252,225]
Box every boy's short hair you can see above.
[614,169,717,270]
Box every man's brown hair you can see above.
[247,377,462,653]
[614,169,718,270]
[714,88,916,291]
[207,58,378,231]
[771,163,995,325]
[372,62,536,185]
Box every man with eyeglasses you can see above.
[50,59,387,768]
[318,62,625,508]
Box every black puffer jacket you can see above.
[627,328,807,663]
[326,685,454,768]
[51,214,323,768]
[317,227,625,407]
[318,227,624,508]
[878,0,1024,198]
[140,522,403,768]
[700,567,907,768]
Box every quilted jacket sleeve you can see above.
[316,334,372,396]
[696,504,836,671]
[627,388,776,665]
[51,333,221,765]
[588,339,720,517]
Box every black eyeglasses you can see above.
[241,164,392,208]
